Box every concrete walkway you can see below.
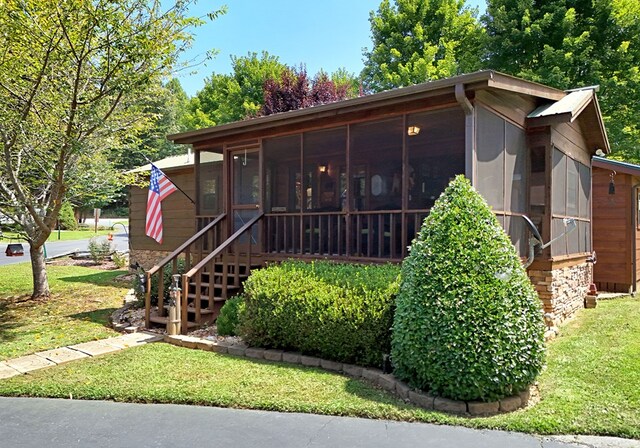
[0,332,162,379]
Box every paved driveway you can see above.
[0,397,616,448]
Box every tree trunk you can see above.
[30,244,50,299]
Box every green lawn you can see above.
[0,263,129,360]
[1,226,127,243]
[0,263,638,439]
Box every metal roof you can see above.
[527,89,594,120]
[127,151,222,173]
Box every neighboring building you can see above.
[592,157,640,294]
[134,71,609,331]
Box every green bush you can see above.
[240,261,400,367]
[217,295,244,336]
[391,175,546,402]
[58,202,78,230]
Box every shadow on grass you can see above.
[57,270,127,287]
[0,300,19,343]
[69,307,119,328]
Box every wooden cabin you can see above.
[592,157,640,293]
[135,71,609,332]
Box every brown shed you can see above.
[592,157,640,293]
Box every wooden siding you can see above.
[592,167,635,292]
[129,168,196,252]
[550,122,591,165]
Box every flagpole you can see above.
[140,154,195,205]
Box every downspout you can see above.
[455,83,475,183]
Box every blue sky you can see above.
[176,0,487,97]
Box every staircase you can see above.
[145,213,264,333]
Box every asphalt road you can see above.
[0,397,583,448]
[0,232,128,267]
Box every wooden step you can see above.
[188,282,242,290]
[149,315,198,328]
[162,305,215,315]
[186,293,227,302]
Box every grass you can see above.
[0,263,130,361]
[1,227,126,243]
[0,265,638,438]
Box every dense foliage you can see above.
[216,295,244,336]
[0,0,219,298]
[482,0,640,162]
[361,0,485,92]
[392,176,545,401]
[57,202,78,231]
[240,261,400,367]
[262,67,358,116]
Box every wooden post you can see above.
[167,274,182,335]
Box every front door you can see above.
[231,148,261,251]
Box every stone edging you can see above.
[163,334,533,416]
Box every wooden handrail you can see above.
[184,212,264,278]
[147,213,226,276]
[145,213,226,329]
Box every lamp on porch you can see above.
[407,125,420,136]
[318,164,327,173]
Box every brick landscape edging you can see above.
[163,334,533,416]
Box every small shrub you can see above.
[240,261,400,367]
[391,175,546,402]
[111,251,128,269]
[217,295,244,336]
[58,202,78,230]
[88,236,113,262]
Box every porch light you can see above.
[609,171,616,195]
[407,125,420,136]
[319,165,327,173]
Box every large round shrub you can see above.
[391,175,545,402]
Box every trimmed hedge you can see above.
[239,261,400,367]
[392,175,546,402]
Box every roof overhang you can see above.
[527,87,610,154]
[169,70,566,146]
[593,156,640,177]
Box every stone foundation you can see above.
[129,249,172,271]
[528,260,592,325]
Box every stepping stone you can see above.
[36,347,89,365]
[5,354,55,374]
[104,332,163,349]
[0,362,21,379]
[69,340,122,357]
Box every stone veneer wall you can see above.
[129,249,172,271]
[528,261,592,325]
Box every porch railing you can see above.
[180,212,264,333]
[264,210,429,260]
[144,213,226,328]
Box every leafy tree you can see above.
[361,0,485,92]
[184,51,287,128]
[392,176,545,401]
[0,0,218,298]
[483,0,640,162]
[262,66,358,115]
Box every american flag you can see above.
[145,164,177,243]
